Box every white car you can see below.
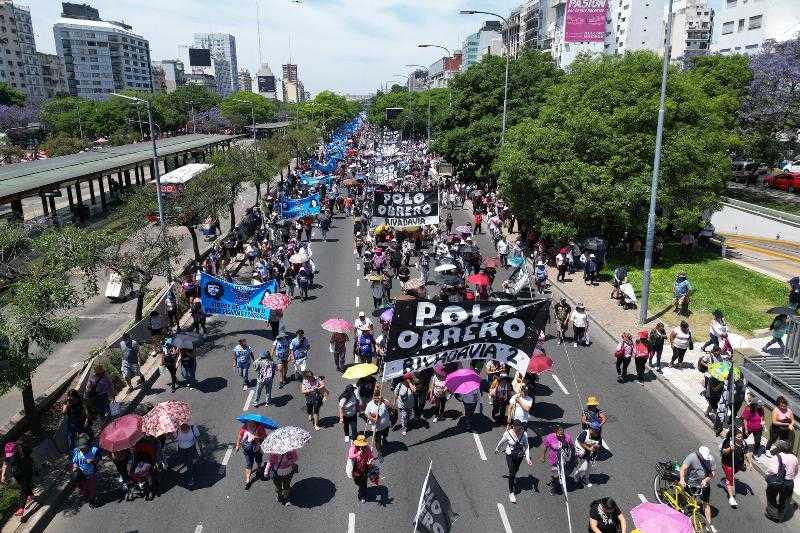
[783,160,800,173]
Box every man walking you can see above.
[233,339,254,391]
[120,333,144,390]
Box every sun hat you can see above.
[358,311,365,317]
[586,396,599,406]
[352,435,369,447]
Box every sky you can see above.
[27,0,521,95]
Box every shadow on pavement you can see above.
[194,377,227,394]
[288,476,337,508]
[270,393,294,407]
[532,401,565,420]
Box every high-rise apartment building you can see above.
[54,3,153,100]
[151,63,166,91]
[255,63,277,100]
[152,59,185,92]
[0,1,44,100]
[238,69,252,92]
[282,63,298,82]
[281,63,305,103]
[461,21,503,71]
[428,50,462,88]
[193,33,238,95]
[666,0,714,63]
[37,52,68,98]
[712,0,798,56]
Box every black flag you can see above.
[415,471,454,533]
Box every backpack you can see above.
[258,360,275,380]
[357,335,374,356]
[535,267,547,282]
[509,434,526,459]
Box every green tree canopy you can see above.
[298,90,360,134]
[495,51,742,242]
[0,82,25,106]
[219,91,276,128]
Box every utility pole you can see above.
[639,0,675,324]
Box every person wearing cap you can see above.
[2,439,34,517]
[71,434,100,506]
[354,324,377,364]
[533,260,548,294]
[353,311,373,334]
[233,338,255,391]
[495,419,532,503]
[581,397,607,436]
[574,422,602,488]
[570,303,589,347]
[701,309,729,353]
[672,272,693,314]
[680,446,716,527]
[583,253,598,285]
[346,435,375,504]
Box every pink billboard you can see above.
[564,0,608,43]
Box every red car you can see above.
[764,172,800,192]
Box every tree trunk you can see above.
[20,338,40,432]
[255,182,261,204]
[135,275,152,322]
[229,203,236,230]
[186,225,201,263]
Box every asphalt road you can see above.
[45,204,800,533]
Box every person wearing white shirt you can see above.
[495,420,532,503]
[496,238,509,269]
[702,309,729,353]
[507,385,533,431]
[353,311,373,333]
[570,303,589,347]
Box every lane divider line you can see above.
[244,390,255,411]
[355,296,360,308]
[356,263,361,271]
[194,525,203,533]
[637,494,647,503]
[357,278,360,287]
[497,502,513,533]
[222,445,233,466]
[348,512,355,533]
[552,374,570,395]
[473,433,487,461]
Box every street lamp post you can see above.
[639,0,675,325]
[233,98,257,142]
[406,65,432,145]
[418,44,453,108]
[185,101,196,134]
[111,93,170,279]
[460,10,511,146]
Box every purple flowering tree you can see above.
[0,101,40,131]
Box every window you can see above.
[748,15,763,30]
[745,44,759,50]
[738,19,745,32]
[722,21,734,34]
[726,0,736,7]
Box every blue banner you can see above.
[281,192,321,219]
[199,272,278,321]
[311,158,339,174]
[300,173,333,188]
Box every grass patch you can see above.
[0,484,20,524]
[603,244,787,335]
[724,187,800,217]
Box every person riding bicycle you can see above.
[679,446,716,530]
[673,272,693,315]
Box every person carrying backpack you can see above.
[534,260,548,294]
[297,267,311,301]
[495,420,531,504]
[119,333,144,390]
[252,351,277,407]
[2,440,35,517]
[233,339,255,391]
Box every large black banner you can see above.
[415,472,454,533]
[372,190,439,228]
[384,299,550,379]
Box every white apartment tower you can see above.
[712,0,799,56]
[667,0,714,63]
[0,1,43,100]
[193,33,238,94]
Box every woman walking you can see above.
[495,420,532,503]
[613,332,634,383]
[570,303,589,347]
[633,330,649,384]
[428,367,449,424]
[339,385,360,443]
[2,439,35,517]
[588,497,627,533]
[162,340,179,393]
[393,373,416,436]
[648,322,667,372]
[346,435,375,504]
[766,396,795,453]
[265,449,298,506]
[330,331,349,373]
[300,371,327,431]
[668,320,692,368]
[740,393,765,457]
[489,372,512,426]
[365,392,391,461]
[720,428,750,508]
[62,389,88,454]
[234,421,267,490]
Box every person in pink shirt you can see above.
[739,394,765,457]
[346,435,375,504]
[540,426,573,495]
[765,441,798,522]
[264,450,298,505]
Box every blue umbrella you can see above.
[237,413,280,429]
[508,256,525,268]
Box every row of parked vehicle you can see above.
[731,159,800,192]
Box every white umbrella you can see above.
[289,253,309,264]
[260,426,311,454]
[434,263,457,273]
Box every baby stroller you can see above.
[619,282,638,310]
[126,440,158,501]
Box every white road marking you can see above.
[244,390,255,411]
[552,374,570,395]
[221,445,234,466]
[347,512,355,533]
[497,502,513,533]
[353,249,357,255]
[356,278,360,287]
[355,296,360,307]
[356,263,361,271]
[473,433,487,461]
[637,494,648,503]
[194,525,203,533]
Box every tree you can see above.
[284,122,320,163]
[39,96,95,138]
[0,102,40,131]
[298,91,360,134]
[433,50,563,182]
[1,224,104,431]
[219,91,275,129]
[0,82,25,106]
[41,133,90,157]
[209,146,250,228]
[494,51,741,242]
[740,38,800,161]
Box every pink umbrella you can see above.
[444,368,480,394]
[322,317,353,334]
[142,401,192,437]
[528,353,554,374]
[99,414,143,452]
[630,502,694,533]
[262,292,291,311]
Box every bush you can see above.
[0,483,20,524]
[41,133,89,157]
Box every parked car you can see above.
[731,160,768,185]
[764,172,800,192]
[782,160,800,173]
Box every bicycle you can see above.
[653,461,707,533]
